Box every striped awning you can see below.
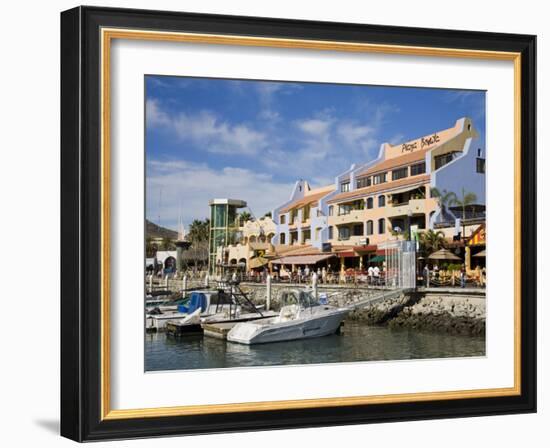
[271,254,335,265]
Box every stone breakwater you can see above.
[239,283,485,336]
[388,294,486,336]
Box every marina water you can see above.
[145,321,485,371]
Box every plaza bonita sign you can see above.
[401,132,441,153]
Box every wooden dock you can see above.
[202,312,277,340]
[202,322,240,340]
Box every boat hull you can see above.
[227,309,347,345]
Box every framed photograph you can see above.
[60,6,536,441]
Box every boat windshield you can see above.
[280,290,320,308]
[300,291,320,308]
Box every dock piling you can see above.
[266,274,272,311]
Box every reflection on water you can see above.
[145,321,485,371]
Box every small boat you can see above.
[146,290,231,331]
[227,289,348,345]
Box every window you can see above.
[340,181,350,192]
[378,195,385,207]
[378,218,385,234]
[372,172,387,185]
[315,227,321,240]
[366,220,373,235]
[338,204,351,215]
[302,205,310,222]
[328,226,333,240]
[338,200,363,215]
[279,214,286,224]
[353,224,364,236]
[410,162,426,176]
[434,152,457,170]
[392,167,408,181]
[328,205,334,216]
[476,157,486,173]
[366,197,374,209]
[290,209,298,224]
[356,177,370,189]
[338,226,350,241]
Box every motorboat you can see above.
[227,289,348,345]
[146,290,235,331]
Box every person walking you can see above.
[373,265,380,285]
[368,265,374,285]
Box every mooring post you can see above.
[164,274,169,291]
[266,274,272,311]
[312,272,318,301]
[183,275,187,298]
[204,273,209,288]
[148,274,153,293]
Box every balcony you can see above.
[387,198,426,218]
[330,209,367,225]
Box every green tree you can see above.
[430,187,457,219]
[238,211,252,226]
[145,236,157,257]
[419,229,447,255]
[188,218,210,242]
[450,187,478,239]
[161,237,175,251]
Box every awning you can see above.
[473,249,486,257]
[352,245,377,254]
[271,254,335,265]
[337,251,357,258]
[369,255,385,263]
[248,256,269,269]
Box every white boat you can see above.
[227,289,348,345]
[146,289,251,331]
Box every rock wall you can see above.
[388,294,485,336]
[239,282,386,310]
[240,283,485,336]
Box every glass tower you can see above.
[208,199,247,274]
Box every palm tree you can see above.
[450,188,478,239]
[430,187,457,219]
[238,211,252,226]
[419,229,447,255]
[188,219,210,242]
[145,236,157,257]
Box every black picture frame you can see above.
[61,5,536,442]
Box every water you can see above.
[145,321,485,371]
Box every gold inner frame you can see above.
[100,28,522,420]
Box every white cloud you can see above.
[296,118,332,135]
[146,159,295,229]
[146,99,267,156]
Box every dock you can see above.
[202,312,277,340]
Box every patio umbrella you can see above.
[428,248,462,261]
[473,249,486,257]
[369,255,385,263]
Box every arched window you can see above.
[366,197,374,209]
[378,218,385,234]
[249,235,256,243]
[366,220,373,235]
[378,195,385,207]
[279,233,286,245]
[328,205,334,216]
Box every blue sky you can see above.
[145,76,485,230]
